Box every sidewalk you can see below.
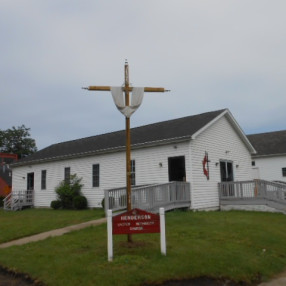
[258,271,286,286]
[0,217,107,249]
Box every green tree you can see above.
[0,125,37,158]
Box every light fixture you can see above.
[159,162,163,167]
[215,162,219,166]
[236,164,239,168]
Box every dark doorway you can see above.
[168,156,186,182]
[27,172,34,190]
[220,161,234,182]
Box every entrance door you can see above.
[168,156,186,181]
[220,161,234,182]
[27,172,34,190]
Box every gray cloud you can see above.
[1,1,285,149]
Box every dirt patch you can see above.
[143,277,257,286]
[0,266,43,286]
[118,241,153,248]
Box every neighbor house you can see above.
[11,109,256,210]
[247,130,286,183]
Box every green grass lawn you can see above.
[0,208,105,243]
[0,210,286,285]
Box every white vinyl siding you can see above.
[12,141,191,208]
[190,116,253,210]
[253,155,286,182]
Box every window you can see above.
[252,161,255,166]
[41,170,47,190]
[64,167,70,184]
[282,168,286,177]
[92,164,100,187]
[131,160,136,186]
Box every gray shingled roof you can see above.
[247,130,286,157]
[12,109,226,167]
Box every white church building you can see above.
[11,109,256,210]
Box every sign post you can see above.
[107,210,113,262]
[160,208,166,255]
[107,208,166,261]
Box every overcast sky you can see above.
[1,1,285,150]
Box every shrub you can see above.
[54,174,85,209]
[51,200,62,210]
[0,196,5,207]
[73,195,88,210]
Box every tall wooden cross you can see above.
[83,61,169,242]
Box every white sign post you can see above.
[107,208,166,261]
[160,208,166,255]
[107,210,113,262]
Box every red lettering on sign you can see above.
[113,208,160,235]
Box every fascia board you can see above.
[191,109,257,154]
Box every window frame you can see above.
[92,164,100,187]
[64,167,71,184]
[131,159,136,186]
[41,170,47,190]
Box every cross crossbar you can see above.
[83,86,169,93]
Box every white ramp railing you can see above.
[104,181,191,215]
[3,190,34,211]
[219,180,286,212]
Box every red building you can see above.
[0,153,18,197]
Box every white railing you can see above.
[219,180,286,211]
[104,181,191,215]
[3,190,34,211]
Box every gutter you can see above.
[252,153,286,159]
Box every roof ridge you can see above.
[247,129,286,136]
[130,109,227,132]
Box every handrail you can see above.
[104,181,191,215]
[218,179,286,211]
[3,189,34,211]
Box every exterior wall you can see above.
[252,155,286,182]
[190,116,253,210]
[12,141,190,208]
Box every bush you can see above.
[0,196,5,207]
[51,200,62,210]
[54,174,85,210]
[73,195,88,210]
